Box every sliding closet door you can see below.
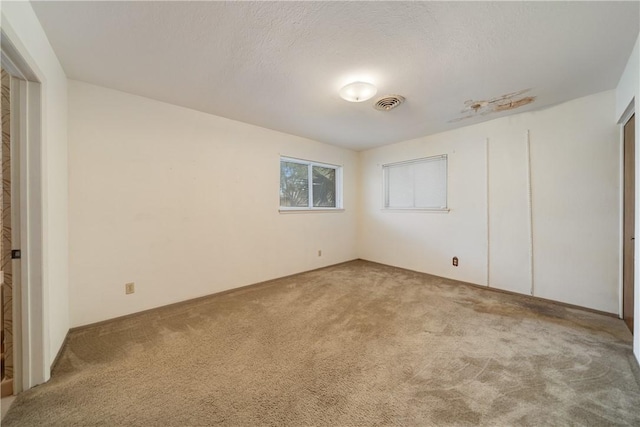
[1,68,13,397]
[623,114,635,334]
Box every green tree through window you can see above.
[280,158,341,210]
[312,166,336,207]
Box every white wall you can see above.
[1,2,69,371]
[359,90,620,314]
[616,36,638,121]
[68,80,358,327]
[616,34,639,361]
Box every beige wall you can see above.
[69,83,621,326]
[68,80,358,326]
[359,90,620,314]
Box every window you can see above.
[383,155,448,210]
[280,157,342,210]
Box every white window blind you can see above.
[383,155,447,210]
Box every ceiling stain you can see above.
[450,89,536,122]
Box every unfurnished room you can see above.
[1,1,640,425]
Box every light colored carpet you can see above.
[4,260,640,426]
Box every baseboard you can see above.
[0,379,12,398]
[69,258,618,337]
[358,258,619,319]
[50,331,71,373]
[70,259,360,333]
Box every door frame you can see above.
[1,27,47,392]
[620,100,636,321]
[621,108,635,332]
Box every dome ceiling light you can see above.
[339,81,377,103]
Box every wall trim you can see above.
[69,258,618,338]
[485,137,490,288]
[1,23,48,391]
[618,100,634,319]
[49,331,69,373]
[525,129,535,296]
[69,259,360,333]
[360,259,619,318]
[618,98,635,125]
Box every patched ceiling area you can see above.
[31,1,639,150]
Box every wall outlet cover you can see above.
[125,282,135,294]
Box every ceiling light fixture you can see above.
[339,81,377,103]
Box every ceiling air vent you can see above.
[374,95,405,111]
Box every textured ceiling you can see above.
[31,1,639,150]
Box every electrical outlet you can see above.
[125,282,135,294]
[452,257,459,267]
[318,250,322,257]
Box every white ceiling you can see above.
[32,1,639,151]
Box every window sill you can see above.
[382,208,450,213]
[279,208,345,214]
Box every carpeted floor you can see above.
[4,260,640,426]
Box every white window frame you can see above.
[382,154,449,212]
[279,156,343,212]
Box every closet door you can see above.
[0,67,13,397]
[623,114,635,334]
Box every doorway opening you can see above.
[1,28,47,395]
